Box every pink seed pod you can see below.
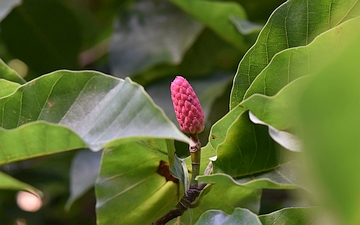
[170,76,204,134]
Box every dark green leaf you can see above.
[1,0,82,73]
[230,0,360,108]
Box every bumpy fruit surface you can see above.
[170,76,204,134]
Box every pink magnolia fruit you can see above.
[170,76,204,134]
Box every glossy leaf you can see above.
[194,208,261,225]
[0,58,25,84]
[0,170,41,196]
[0,122,86,165]
[172,185,261,225]
[210,109,287,177]
[96,139,183,225]
[1,0,82,73]
[296,18,360,224]
[259,207,316,225]
[0,70,188,163]
[197,160,304,190]
[110,0,203,78]
[0,79,19,97]
[170,0,248,51]
[230,0,360,108]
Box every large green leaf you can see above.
[171,184,261,225]
[170,0,248,51]
[209,108,287,177]
[259,207,316,225]
[194,208,262,225]
[243,14,360,101]
[197,160,304,190]
[110,0,203,78]
[96,139,183,225]
[296,18,360,224]
[0,170,41,196]
[0,122,86,164]
[0,70,188,164]
[230,0,360,109]
[0,0,81,73]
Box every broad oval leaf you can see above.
[210,109,287,177]
[197,160,307,191]
[230,0,360,108]
[0,70,188,163]
[96,139,183,225]
[194,208,262,225]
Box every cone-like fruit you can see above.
[170,76,204,134]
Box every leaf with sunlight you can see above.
[0,69,188,164]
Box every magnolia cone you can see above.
[170,76,204,134]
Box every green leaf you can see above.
[0,79,20,97]
[173,185,260,225]
[210,109,287,177]
[0,70,188,163]
[242,76,311,131]
[110,0,203,77]
[66,149,102,209]
[0,0,82,73]
[0,122,86,165]
[0,170,41,196]
[96,139,183,225]
[230,0,360,109]
[0,58,25,84]
[170,0,248,51]
[194,208,262,225]
[296,17,360,224]
[197,160,304,190]
[259,207,316,225]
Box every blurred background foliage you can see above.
[0,0,286,224]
